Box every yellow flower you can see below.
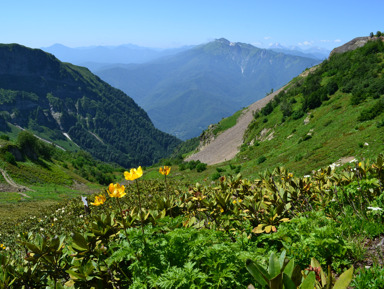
[159,166,171,176]
[108,183,126,198]
[91,194,107,206]
[124,166,143,181]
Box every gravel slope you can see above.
[186,87,285,165]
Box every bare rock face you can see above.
[329,37,369,57]
[198,124,217,149]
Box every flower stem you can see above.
[135,180,145,237]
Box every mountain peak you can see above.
[215,38,230,44]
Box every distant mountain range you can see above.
[41,42,330,68]
[268,43,330,60]
[0,44,181,167]
[41,43,194,71]
[95,38,322,140]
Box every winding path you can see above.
[186,86,285,165]
[0,168,32,197]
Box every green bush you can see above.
[196,162,207,172]
[187,160,200,170]
[179,163,187,171]
[376,118,384,128]
[351,265,384,289]
[261,101,274,116]
[0,134,10,141]
[4,151,17,165]
[326,79,338,95]
[257,156,266,164]
[358,98,384,121]
[270,211,353,271]
[292,110,304,120]
[211,171,221,180]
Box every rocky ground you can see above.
[186,86,286,165]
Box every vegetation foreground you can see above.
[1,152,384,288]
[1,36,384,288]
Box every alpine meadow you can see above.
[1,31,384,289]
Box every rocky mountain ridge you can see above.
[96,38,320,140]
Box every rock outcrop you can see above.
[329,37,369,57]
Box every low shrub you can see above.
[257,156,266,164]
[196,162,207,172]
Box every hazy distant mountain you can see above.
[96,38,321,140]
[0,44,181,167]
[41,43,194,69]
[268,43,330,60]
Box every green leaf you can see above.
[283,259,294,278]
[279,250,286,268]
[283,273,297,289]
[24,242,42,255]
[291,265,303,287]
[269,252,281,279]
[270,273,283,289]
[311,257,326,285]
[300,271,315,289]
[71,233,89,251]
[66,269,86,281]
[245,259,269,287]
[333,266,354,289]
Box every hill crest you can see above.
[0,43,181,167]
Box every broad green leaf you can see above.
[279,250,286,268]
[311,257,326,285]
[84,260,95,275]
[24,242,42,255]
[269,252,281,279]
[270,273,283,289]
[333,266,354,289]
[71,233,89,251]
[66,269,86,281]
[283,259,294,278]
[300,271,315,289]
[245,259,269,286]
[291,265,303,287]
[283,273,297,289]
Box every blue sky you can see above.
[2,0,383,50]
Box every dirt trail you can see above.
[0,168,33,198]
[186,86,285,165]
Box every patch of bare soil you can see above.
[0,168,32,198]
[186,86,287,165]
[0,183,16,193]
[356,235,384,269]
[70,181,98,194]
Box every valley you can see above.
[0,35,384,287]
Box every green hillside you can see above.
[97,38,320,140]
[0,44,181,168]
[187,38,384,180]
[0,130,122,220]
[1,38,384,288]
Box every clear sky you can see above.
[2,0,383,50]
